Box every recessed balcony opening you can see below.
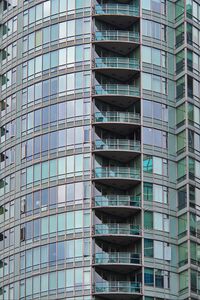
[93,75,140,107]
[93,126,141,162]
[94,2,140,29]
[93,20,140,55]
[93,194,141,218]
[94,46,140,81]
[93,232,142,272]
[94,205,141,223]
[93,139,141,162]
[93,183,141,217]
[93,268,142,299]
[93,154,141,189]
[94,58,140,81]
[94,213,141,244]
[94,251,141,273]
[93,37,139,56]
[93,111,140,135]
[95,235,141,253]
[92,168,140,189]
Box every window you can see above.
[144,212,169,232]
[143,128,167,148]
[142,73,167,94]
[143,155,168,176]
[145,268,170,288]
[144,268,154,286]
[179,242,188,266]
[142,20,166,41]
[144,183,167,204]
[142,0,166,14]
[142,46,166,67]
[144,239,153,257]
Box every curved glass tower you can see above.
[0,0,199,300]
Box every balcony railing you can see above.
[94,84,140,97]
[94,111,140,124]
[94,281,141,294]
[94,252,141,265]
[94,224,141,235]
[94,139,141,152]
[95,4,139,17]
[94,195,141,207]
[95,57,140,70]
[94,167,140,180]
[94,30,139,43]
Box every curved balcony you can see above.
[93,112,140,135]
[94,195,141,217]
[93,252,141,273]
[93,84,140,108]
[95,4,139,17]
[94,57,140,81]
[93,139,140,162]
[94,223,141,244]
[93,167,140,189]
[93,31,139,55]
[93,281,142,299]
[94,3,139,31]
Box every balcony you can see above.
[95,30,139,43]
[94,57,140,81]
[94,223,141,244]
[93,111,140,134]
[93,84,140,107]
[94,139,140,158]
[94,252,141,273]
[95,4,139,17]
[94,195,141,217]
[95,57,139,70]
[93,31,140,55]
[93,281,142,299]
[93,167,140,189]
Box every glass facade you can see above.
[0,0,199,299]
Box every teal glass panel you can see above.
[27,166,33,184]
[42,162,48,180]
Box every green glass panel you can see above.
[143,155,153,173]
[144,183,153,201]
[144,212,153,229]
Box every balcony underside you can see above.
[94,68,139,82]
[93,95,139,108]
[94,206,141,218]
[94,263,141,273]
[94,234,141,245]
[93,41,139,55]
[94,15,139,29]
[93,149,140,162]
[93,178,140,189]
[93,123,140,135]
[94,292,141,300]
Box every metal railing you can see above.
[95,4,139,16]
[94,84,140,97]
[94,139,141,152]
[94,281,141,293]
[95,57,140,70]
[94,252,141,264]
[94,195,141,207]
[94,167,140,179]
[94,30,139,43]
[94,111,140,124]
[94,223,141,235]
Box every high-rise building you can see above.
[0,0,199,299]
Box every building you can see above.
[0,0,199,299]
